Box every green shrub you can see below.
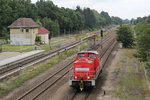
[116,25,134,48]
[35,36,41,43]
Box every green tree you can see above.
[134,22,148,36]
[83,8,97,29]
[2,27,9,40]
[36,0,59,20]
[100,11,111,25]
[146,15,150,24]
[116,25,134,48]
[41,17,60,36]
[135,23,150,61]
[111,16,122,25]
[0,0,12,37]
[0,0,119,38]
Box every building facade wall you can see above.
[10,28,38,45]
[10,34,31,45]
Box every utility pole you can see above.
[100,29,103,49]
[49,33,51,50]
[69,29,71,39]
[52,32,53,38]
[58,30,59,37]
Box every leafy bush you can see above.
[116,25,134,48]
[35,36,41,43]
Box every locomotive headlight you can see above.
[88,76,90,79]
[75,75,77,79]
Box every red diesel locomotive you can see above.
[69,51,102,90]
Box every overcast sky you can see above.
[31,0,150,20]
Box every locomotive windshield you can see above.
[88,54,96,58]
[78,53,96,58]
[78,53,85,58]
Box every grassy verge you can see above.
[73,30,99,40]
[1,30,96,52]
[0,42,88,97]
[114,49,150,100]
[1,44,57,52]
[2,45,34,52]
[74,27,116,40]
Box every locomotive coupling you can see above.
[79,76,84,91]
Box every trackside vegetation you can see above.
[0,42,88,97]
[114,49,149,100]
[131,15,150,25]
[134,22,150,80]
[116,25,134,48]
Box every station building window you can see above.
[26,29,29,33]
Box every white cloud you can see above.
[31,0,150,19]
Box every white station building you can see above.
[8,18,40,45]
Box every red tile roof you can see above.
[38,27,50,34]
[8,18,40,28]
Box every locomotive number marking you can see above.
[75,68,89,71]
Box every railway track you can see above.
[0,37,91,80]
[0,40,80,73]
[70,36,117,100]
[0,28,116,80]
[16,32,116,100]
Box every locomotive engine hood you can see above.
[74,57,94,66]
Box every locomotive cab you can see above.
[69,51,101,90]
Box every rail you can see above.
[16,30,116,100]
[0,27,116,76]
[70,41,117,100]
[0,39,87,80]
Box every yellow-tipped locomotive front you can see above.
[79,76,84,91]
[69,51,102,90]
